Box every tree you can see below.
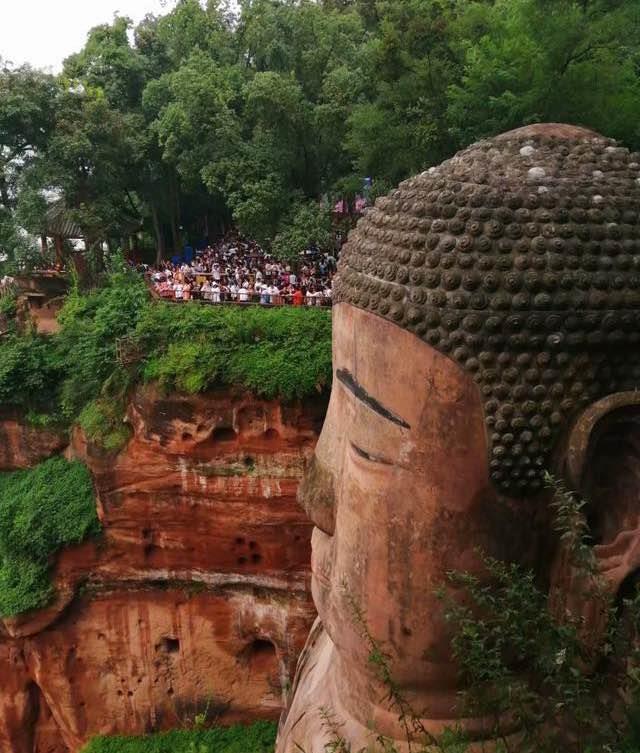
[27,85,141,252]
[447,0,640,149]
[1,0,638,265]
[272,200,333,261]
[0,63,57,261]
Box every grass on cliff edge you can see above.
[0,269,332,449]
[0,457,100,617]
[82,721,276,753]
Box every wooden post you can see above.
[54,235,64,270]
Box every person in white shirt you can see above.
[174,283,184,301]
[238,287,249,303]
[211,284,221,303]
[201,281,212,301]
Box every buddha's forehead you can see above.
[334,124,640,495]
[332,303,476,426]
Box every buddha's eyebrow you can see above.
[336,368,410,429]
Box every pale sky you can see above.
[0,0,178,72]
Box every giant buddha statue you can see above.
[276,124,640,752]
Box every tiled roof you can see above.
[44,202,83,239]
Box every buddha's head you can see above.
[297,124,640,722]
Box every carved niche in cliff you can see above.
[0,388,324,753]
[277,124,640,752]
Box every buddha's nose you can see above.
[297,454,336,535]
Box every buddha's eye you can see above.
[350,442,393,466]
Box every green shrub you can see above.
[137,302,332,400]
[0,332,64,416]
[0,292,17,321]
[0,270,332,429]
[79,399,132,453]
[81,721,277,753]
[0,457,100,617]
[55,271,149,419]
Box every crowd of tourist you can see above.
[148,233,336,307]
[0,275,16,296]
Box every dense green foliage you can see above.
[0,270,331,445]
[442,564,640,752]
[1,0,638,266]
[0,332,62,417]
[82,721,277,753]
[0,457,99,617]
[0,292,17,321]
[138,301,332,399]
[78,397,134,455]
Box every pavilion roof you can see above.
[44,201,83,239]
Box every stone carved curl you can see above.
[335,124,640,494]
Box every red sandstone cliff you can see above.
[0,411,67,470]
[0,385,324,753]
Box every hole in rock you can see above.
[158,637,180,654]
[240,638,278,675]
[251,553,262,564]
[238,556,248,565]
[244,456,255,469]
[212,426,237,442]
[144,543,160,559]
[235,536,245,546]
[249,541,257,550]
[181,432,193,441]
[616,568,640,617]
[264,428,279,440]
[237,406,267,434]
[167,687,174,697]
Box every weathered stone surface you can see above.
[14,272,70,335]
[0,386,323,752]
[277,304,534,753]
[0,412,67,471]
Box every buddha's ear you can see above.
[556,392,640,496]
[549,393,640,643]
[554,392,640,547]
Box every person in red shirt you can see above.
[292,288,304,306]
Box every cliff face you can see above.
[0,385,324,753]
[0,412,67,470]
